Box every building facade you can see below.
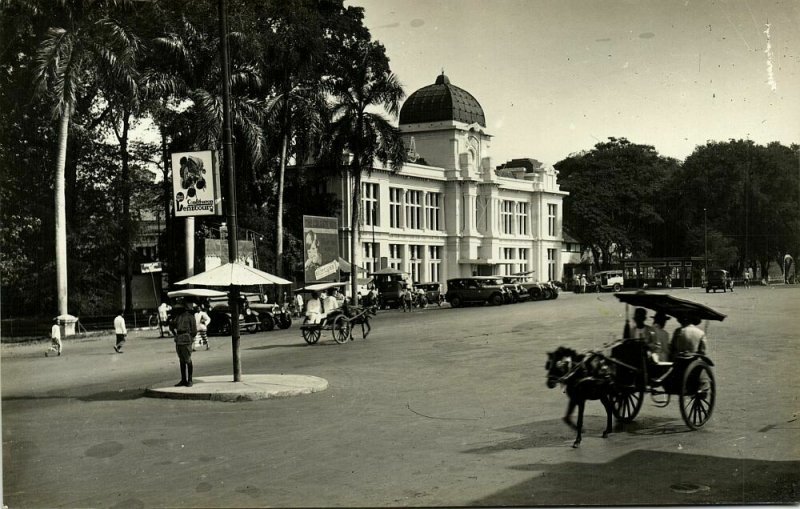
[330,73,568,287]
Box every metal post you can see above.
[219,0,240,382]
[704,207,708,279]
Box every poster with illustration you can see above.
[171,150,222,217]
[303,215,339,283]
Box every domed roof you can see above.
[399,73,485,127]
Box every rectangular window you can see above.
[361,183,379,227]
[516,202,528,235]
[428,246,441,283]
[501,200,514,234]
[518,248,529,273]
[389,188,402,228]
[547,248,557,281]
[424,192,441,231]
[405,190,422,229]
[409,245,422,282]
[389,243,402,270]
[362,242,378,275]
[503,247,516,275]
[548,204,558,237]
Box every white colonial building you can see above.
[330,73,568,286]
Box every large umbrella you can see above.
[175,262,292,286]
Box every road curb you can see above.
[143,374,329,402]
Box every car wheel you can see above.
[260,314,275,331]
[491,294,504,306]
[613,283,622,292]
[450,296,462,308]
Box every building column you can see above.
[421,244,430,282]
[399,189,407,229]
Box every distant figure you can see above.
[170,304,197,387]
[580,274,587,294]
[195,304,211,351]
[113,311,127,353]
[294,292,304,318]
[158,301,172,338]
[743,269,751,289]
[46,317,62,357]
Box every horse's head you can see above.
[545,346,579,389]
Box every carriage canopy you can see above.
[615,291,726,321]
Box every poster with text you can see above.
[171,150,222,217]
[303,215,339,283]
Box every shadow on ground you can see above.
[468,449,800,505]
[465,415,690,453]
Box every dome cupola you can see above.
[399,73,485,127]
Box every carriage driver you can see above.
[624,307,662,361]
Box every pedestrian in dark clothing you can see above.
[170,305,197,387]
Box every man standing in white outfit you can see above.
[46,317,62,357]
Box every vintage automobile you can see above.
[500,277,530,303]
[445,276,507,308]
[414,282,445,306]
[706,269,733,293]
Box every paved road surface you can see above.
[3,287,799,507]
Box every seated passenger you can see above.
[669,314,707,361]
[623,307,661,364]
[322,290,340,316]
[305,291,322,324]
[651,311,672,362]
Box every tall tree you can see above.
[323,39,405,302]
[555,138,679,270]
[32,0,137,316]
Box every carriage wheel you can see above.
[302,327,320,345]
[679,360,715,430]
[332,316,351,344]
[611,387,644,422]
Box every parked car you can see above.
[250,302,292,331]
[445,277,507,308]
[207,296,260,335]
[706,269,733,293]
[500,277,530,303]
[414,282,445,306]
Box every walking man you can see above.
[113,311,127,353]
[170,304,197,387]
[158,300,172,337]
[46,317,62,357]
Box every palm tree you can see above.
[324,40,406,303]
[32,0,136,316]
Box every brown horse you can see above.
[545,346,615,447]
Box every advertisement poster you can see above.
[171,150,222,217]
[303,215,339,283]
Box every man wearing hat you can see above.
[170,303,197,387]
[652,311,672,361]
[624,307,659,356]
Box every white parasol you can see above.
[175,262,292,286]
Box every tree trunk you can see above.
[120,111,133,313]
[55,109,70,316]
[350,168,361,305]
[276,131,288,277]
[161,127,173,287]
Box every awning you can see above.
[336,257,367,274]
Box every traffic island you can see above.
[144,374,328,402]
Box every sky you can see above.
[346,0,800,167]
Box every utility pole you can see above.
[704,207,708,278]
[219,0,241,382]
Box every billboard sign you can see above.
[140,262,163,273]
[303,215,339,283]
[171,150,222,217]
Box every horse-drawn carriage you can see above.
[546,291,725,446]
[297,282,377,345]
